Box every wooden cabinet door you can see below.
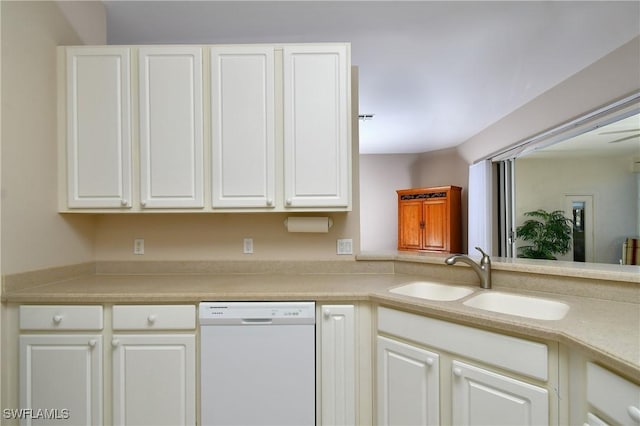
[210,46,275,208]
[66,47,131,209]
[20,334,103,425]
[398,200,424,250]
[112,334,196,426]
[423,199,448,252]
[139,47,204,209]
[283,45,351,208]
[377,336,440,426]
[451,360,548,426]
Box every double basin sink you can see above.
[389,281,569,321]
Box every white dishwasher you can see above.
[199,301,316,426]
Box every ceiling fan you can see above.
[598,128,640,144]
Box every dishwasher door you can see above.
[199,302,316,426]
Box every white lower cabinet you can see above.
[111,305,196,426]
[451,360,548,426]
[19,335,103,425]
[16,305,196,426]
[377,336,440,426]
[586,362,640,426]
[18,305,104,425]
[111,334,196,426]
[376,306,553,426]
[319,304,356,426]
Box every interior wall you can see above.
[0,1,105,274]
[414,148,469,253]
[359,154,416,252]
[359,149,469,253]
[515,156,637,264]
[457,36,640,164]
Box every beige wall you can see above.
[359,154,415,252]
[1,1,105,274]
[458,36,640,164]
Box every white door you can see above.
[66,47,131,209]
[112,334,196,426]
[20,335,103,425]
[210,46,275,208]
[139,47,204,209]
[283,44,351,208]
[451,360,548,426]
[320,305,356,426]
[377,336,440,426]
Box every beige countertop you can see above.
[4,270,639,383]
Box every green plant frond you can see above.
[516,209,573,260]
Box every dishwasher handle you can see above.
[241,318,274,325]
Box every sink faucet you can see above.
[445,247,492,289]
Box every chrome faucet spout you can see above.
[445,247,492,289]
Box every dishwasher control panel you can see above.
[199,302,315,325]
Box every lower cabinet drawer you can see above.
[19,305,103,330]
[587,362,640,425]
[112,305,196,330]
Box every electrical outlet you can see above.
[337,238,353,255]
[243,238,254,254]
[133,239,144,255]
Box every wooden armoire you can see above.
[397,186,462,253]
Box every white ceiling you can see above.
[103,1,640,154]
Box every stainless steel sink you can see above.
[389,281,476,301]
[463,292,570,320]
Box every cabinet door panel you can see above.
[211,46,275,208]
[452,360,548,426]
[398,200,424,250]
[377,336,439,426]
[112,334,195,426]
[283,45,350,208]
[320,305,356,426]
[139,47,203,208]
[66,47,131,208]
[423,199,448,251]
[20,335,102,425]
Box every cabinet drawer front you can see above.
[19,305,103,330]
[113,305,195,330]
[587,362,640,425]
[378,307,548,381]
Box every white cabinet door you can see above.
[139,47,204,209]
[451,360,548,426]
[587,362,640,426]
[320,305,356,426]
[112,334,195,426]
[211,46,275,208]
[20,334,103,425]
[377,336,440,426]
[283,45,351,208]
[66,47,131,209]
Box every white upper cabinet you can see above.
[210,46,275,208]
[283,45,351,209]
[66,47,132,208]
[138,47,204,209]
[60,43,351,212]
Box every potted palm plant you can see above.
[516,209,573,260]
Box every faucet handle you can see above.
[475,247,491,265]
